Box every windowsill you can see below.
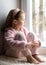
[38,47,46,55]
[41,41,46,48]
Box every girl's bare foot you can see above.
[26,55,39,64]
[32,54,44,63]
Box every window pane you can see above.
[31,0,46,47]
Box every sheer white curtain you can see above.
[32,0,46,47]
[21,0,46,47]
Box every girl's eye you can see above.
[21,18,25,21]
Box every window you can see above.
[30,0,46,47]
[21,0,46,47]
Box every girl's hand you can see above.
[26,41,41,49]
[33,41,41,48]
[26,42,35,48]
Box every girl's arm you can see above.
[23,27,34,42]
[4,29,27,49]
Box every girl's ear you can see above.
[12,20,17,25]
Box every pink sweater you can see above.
[4,26,40,52]
[3,26,41,57]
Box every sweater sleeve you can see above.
[23,27,34,42]
[4,29,27,48]
[23,27,41,44]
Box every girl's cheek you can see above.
[21,21,25,26]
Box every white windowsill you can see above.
[41,41,46,47]
[38,47,46,55]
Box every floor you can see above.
[0,55,46,65]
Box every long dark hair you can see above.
[3,9,24,32]
[4,9,16,29]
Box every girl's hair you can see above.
[4,9,25,31]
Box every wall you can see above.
[0,0,20,29]
[0,0,20,54]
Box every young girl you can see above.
[3,8,44,64]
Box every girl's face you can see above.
[13,13,25,30]
[18,13,25,26]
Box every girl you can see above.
[3,8,43,64]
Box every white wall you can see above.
[0,0,20,54]
[0,0,20,28]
